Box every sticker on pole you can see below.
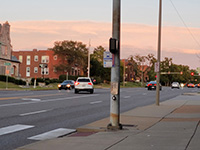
[111,82,118,95]
[103,51,112,68]
[154,62,160,73]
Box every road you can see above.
[0,87,198,150]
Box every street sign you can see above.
[4,62,11,66]
[103,51,112,68]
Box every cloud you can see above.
[6,20,200,69]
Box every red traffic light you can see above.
[191,72,194,76]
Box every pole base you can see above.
[107,123,123,130]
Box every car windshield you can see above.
[78,79,90,82]
[63,81,71,83]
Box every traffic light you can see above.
[191,72,194,76]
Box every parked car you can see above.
[58,80,75,90]
[171,82,180,89]
[74,77,94,94]
[147,81,162,90]
[187,83,195,88]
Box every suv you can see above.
[75,77,94,94]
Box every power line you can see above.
[169,0,200,48]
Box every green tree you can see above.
[50,40,88,75]
[90,46,111,83]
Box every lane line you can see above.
[0,124,34,136]
[28,128,76,140]
[21,98,41,101]
[19,109,50,116]
[0,93,65,101]
[90,101,102,105]
[124,96,131,99]
[0,94,100,108]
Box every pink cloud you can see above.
[8,20,200,69]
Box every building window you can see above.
[41,67,49,75]
[26,67,30,77]
[34,55,38,62]
[34,67,38,73]
[19,55,23,63]
[54,55,57,60]
[41,56,49,63]
[11,67,14,75]
[27,55,31,65]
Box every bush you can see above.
[0,75,26,85]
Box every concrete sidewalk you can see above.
[16,93,200,150]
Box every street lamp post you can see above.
[156,0,162,106]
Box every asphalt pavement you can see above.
[16,92,200,150]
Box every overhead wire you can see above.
[169,0,200,49]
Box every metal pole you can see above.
[108,0,121,129]
[156,0,162,106]
[88,41,91,77]
[123,60,125,87]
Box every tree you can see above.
[50,40,88,75]
[90,46,111,83]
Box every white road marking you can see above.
[28,128,76,140]
[19,109,50,116]
[0,94,100,108]
[124,96,131,99]
[90,101,102,104]
[142,93,147,95]
[0,124,34,136]
[22,98,41,101]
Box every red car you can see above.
[187,83,195,88]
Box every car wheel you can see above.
[75,89,78,94]
[58,88,61,90]
[90,89,94,94]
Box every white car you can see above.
[74,77,94,94]
[171,82,180,89]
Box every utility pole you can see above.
[88,40,91,77]
[108,0,122,130]
[156,0,162,106]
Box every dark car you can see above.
[187,83,195,88]
[58,80,75,90]
[147,81,162,90]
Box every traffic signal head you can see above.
[191,72,194,76]
[109,38,118,54]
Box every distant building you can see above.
[12,49,83,80]
[121,59,150,82]
[0,21,20,77]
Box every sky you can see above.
[1,0,200,69]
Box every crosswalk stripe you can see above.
[0,124,34,136]
[28,128,76,141]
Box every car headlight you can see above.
[58,84,61,88]
[66,84,71,87]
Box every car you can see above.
[147,81,162,90]
[195,83,200,88]
[171,82,180,89]
[187,83,195,88]
[58,80,75,90]
[74,77,94,94]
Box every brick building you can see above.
[12,49,83,80]
[0,21,20,77]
